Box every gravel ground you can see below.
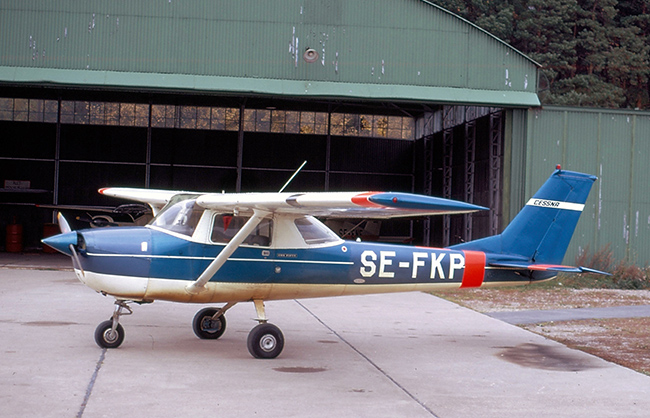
[434,287,650,375]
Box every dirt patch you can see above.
[524,317,650,375]
[434,287,650,375]
[436,287,650,312]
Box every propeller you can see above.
[57,212,72,234]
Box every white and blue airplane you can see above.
[43,166,606,358]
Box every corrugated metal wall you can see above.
[0,0,538,102]
[526,106,650,265]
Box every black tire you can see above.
[94,320,125,349]
[192,307,227,340]
[247,323,284,359]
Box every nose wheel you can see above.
[94,300,132,349]
[95,320,125,348]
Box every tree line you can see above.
[432,0,650,109]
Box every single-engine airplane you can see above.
[43,166,606,359]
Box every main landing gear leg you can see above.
[94,300,133,349]
[247,300,284,359]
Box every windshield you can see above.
[150,195,203,236]
[294,217,341,245]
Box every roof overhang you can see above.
[0,67,541,108]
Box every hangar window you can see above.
[0,98,58,122]
[330,113,414,140]
[105,102,120,125]
[210,107,226,130]
[0,97,414,139]
[12,98,29,122]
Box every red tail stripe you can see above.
[460,250,486,288]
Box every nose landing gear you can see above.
[94,300,132,349]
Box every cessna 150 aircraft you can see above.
[43,166,605,359]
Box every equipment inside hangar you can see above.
[0,0,540,251]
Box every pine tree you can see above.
[431,0,650,109]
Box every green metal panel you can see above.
[503,108,528,225]
[525,106,650,265]
[0,0,539,106]
[630,116,650,263]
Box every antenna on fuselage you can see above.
[278,160,307,193]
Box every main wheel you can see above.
[247,323,284,359]
[192,307,227,340]
[94,320,125,349]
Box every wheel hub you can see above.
[104,328,118,343]
[201,318,220,333]
[260,334,277,352]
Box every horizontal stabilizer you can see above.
[490,262,610,275]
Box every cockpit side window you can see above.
[211,214,272,247]
[150,197,203,236]
[294,216,340,245]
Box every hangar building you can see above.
[1,0,647,266]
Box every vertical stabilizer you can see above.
[451,168,596,265]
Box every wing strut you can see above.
[186,209,269,294]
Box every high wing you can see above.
[98,187,202,216]
[98,188,487,219]
[196,191,487,218]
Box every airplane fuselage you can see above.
[67,225,535,304]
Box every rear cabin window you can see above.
[150,197,203,236]
[211,214,272,246]
[294,217,340,245]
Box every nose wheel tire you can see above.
[247,323,284,359]
[192,307,227,340]
[94,320,125,349]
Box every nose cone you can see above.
[42,232,78,256]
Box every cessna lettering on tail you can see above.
[532,199,560,208]
[527,198,585,211]
[360,250,465,279]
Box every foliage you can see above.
[432,0,650,109]
[559,244,650,289]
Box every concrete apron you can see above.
[1,268,649,418]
